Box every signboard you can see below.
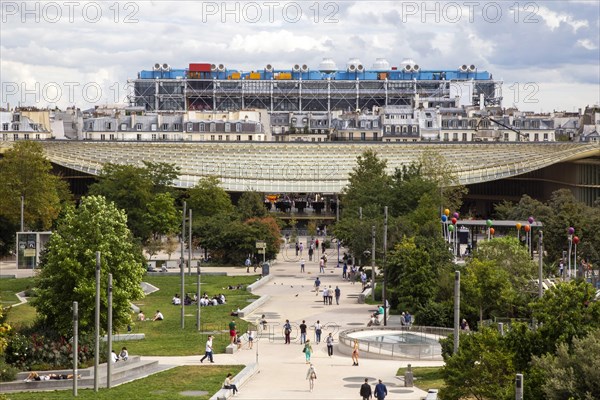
[16,232,52,269]
[257,249,265,254]
[24,249,36,257]
[255,240,266,249]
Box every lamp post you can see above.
[181,201,186,329]
[573,236,580,278]
[567,227,574,279]
[383,206,388,326]
[94,252,100,392]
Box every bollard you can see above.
[404,363,414,387]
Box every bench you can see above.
[357,288,373,304]
[210,362,259,400]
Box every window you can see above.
[225,123,231,132]
[236,123,241,132]
[32,124,39,131]
[162,134,168,140]
[504,133,509,141]
[443,132,449,141]
[534,133,539,141]
[12,123,19,131]
[373,120,378,128]
[543,133,548,141]
[151,123,157,131]
[385,126,391,133]
[462,132,467,141]
[469,120,477,128]
[402,126,407,133]
[373,132,378,140]
[426,121,433,128]
[236,135,241,141]
[109,134,115,140]
[2,133,6,140]
[452,132,458,141]
[218,135,223,140]
[106,122,112,130]
[226,135,230,141]
[360,120,366,128]
[210,123,216,132]
[412,126,417,133]
[395,126,400,133]
[100,134,106,140]
[248,135,253,141]
[137,134,142,141]
[210,135,215,141]
[121,123,127,131]
[136,123,142,131]
[174,123,181,131]
[187,123,193,132]
[152,134,157,140]
[24,133,30,140]
[360,132,366,141]
[349,132,354,140]
[35,134,40,140]
[13,134,19,140]
[199,123,205,132]
[442,120,449,128]
[162,123,169,131]
[2,123,8,130]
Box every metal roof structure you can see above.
[1,141,597,194]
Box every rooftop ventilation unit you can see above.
[319,58,337,73]
[293,64,301,72]
[301,64,309,72]
[346,57,362,70]
[371,58,390,71]
[211,64,217,72]
[265,64,273,72]
[153,63,161,71]
[357,64,364,72]
[161,63,171,71]
[412,64,420,72]
[459,65,468,72]
[217,64,225,72]
[348,64,357,72]
[404,64,413,72]
[468,64,476,72]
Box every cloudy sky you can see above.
[1,0,598,112]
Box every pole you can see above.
[538,231,543,298]
[371,225,376,302]
[188,209,193,276]
[359,207,362,220]
[383,206,388,326]
[567,236,572,279]
[515,373,524,400]
[181,201,186,329]
[107,273,113,389]
[335,194,339,222]
[453,271,460,354]
[20,195,24,231]
[574,243,577,279]
[73,301,78,397]
[196,265,201,331]
[94,252,100,392]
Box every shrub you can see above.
[0,358,18,382]
[5,333,105,370]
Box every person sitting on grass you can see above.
[119,347,129,361]
[25,372,80,382]
[153,310,164,321]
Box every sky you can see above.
[1,0,599,113]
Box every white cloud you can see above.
[537,6,589,32]
[577,39,599,50]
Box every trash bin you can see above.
[261,262,270,277]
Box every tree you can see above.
[89,162,180,242]
[532,328,600,400]
[186,176,234,218]
[387,236,436,311]
[341,150,392,219]
[33,195,146,336]
[143,192,180,240]
[0,141,70,231]
[462,259,513,324]
[417,149,467,213]
[237,191,267,220]
[440,327,515,400]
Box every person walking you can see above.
[245,256,251,273]
[303,339,313,363]
[200,335,214,363]
[247,330,254,349]
[334,286,341,305]
[319,257,325,273]
[360,378,373,400]
[327,285,333,305]
[306,363,317,392]
[300,258,305,273]
[299,320,307,344]
[326,332,334,357]
[342,262,348,279]
[314,277,321,296]
[283,319,292,344]
[352,339,359,366]
[322,286,329,305]
[314,320,322,343]
[374,379,388,400]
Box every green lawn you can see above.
[0,277,36,306]
[397,366,445,391]
[2,274,260,357]
[5,365,244,400]
[113,274,259,356]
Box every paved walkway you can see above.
[1,238,444,399]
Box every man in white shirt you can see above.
[200,335,214,363]
[152,310,164,321]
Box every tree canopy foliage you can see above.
[88,161,180,242]
[0,142,71,254]
[33,195,146,336]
